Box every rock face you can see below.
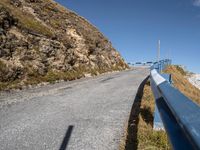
[0,0,128,89]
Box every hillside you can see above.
[0,0,128,90]
[164,65,200,105]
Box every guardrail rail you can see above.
[150,59,200,150]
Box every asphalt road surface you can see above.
[0,68,149,150]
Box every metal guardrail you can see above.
[128,61,155,66]
[150,59,200,150]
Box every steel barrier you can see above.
[150,59,200,150]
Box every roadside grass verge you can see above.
[122,65,200,150]
[122,78,170,150]
[0,64,126,91]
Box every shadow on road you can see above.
[100,77,115,83]
[125,76,149,150]
[59,125,74,150]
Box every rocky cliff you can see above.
[0,0,128,90]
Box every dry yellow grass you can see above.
[136,81,170,150]
[124,65,200,150]
[0,64,126,91]
[124,79,170,150]
[164,65,200,104]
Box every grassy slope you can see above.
[124,80,170,150]
[124,65,200,150]
[164,65,200,104]
[136,81,170,150]
[0,64,124,90]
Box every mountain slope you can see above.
[0,0,128,90]
[164,65,200,104]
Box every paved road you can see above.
[0,68,149,150]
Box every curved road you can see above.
[0,68,149,150]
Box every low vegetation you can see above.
[0,60,8,81]
[0,0,53,37]
[0,63,124,91]
[164,65,200,104]
[123,65,200,150]
[135,81,169,150]
[123,79,170,150]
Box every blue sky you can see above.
[55,0,200,73]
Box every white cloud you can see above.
[193,0,200,6]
